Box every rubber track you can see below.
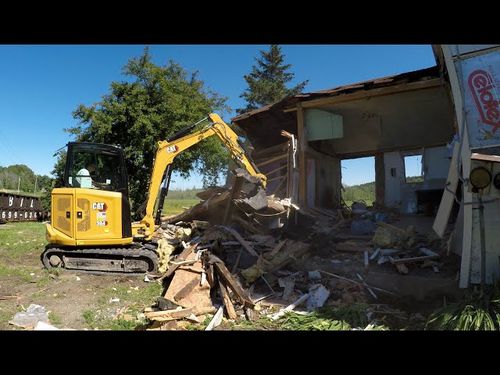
[41,246,159,276]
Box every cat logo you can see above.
[92,202,105,210]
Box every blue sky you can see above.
[0,45,436,188]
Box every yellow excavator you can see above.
[41,113,267,274]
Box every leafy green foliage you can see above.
[64,48,230,215]
[238,45,308,113]
[342,181,375,207]
[0,164,52,194]
[426,286,500,330]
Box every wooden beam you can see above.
[219,280,237,320]
[432,142,460,237]
[297,103,307,206]
[256,154,287,168]
[219,225,259,257]
[264,163,288,176]
[283,78,443,112]
[145,306,216,321]
[160,244,198,281]
[213,261,255,308]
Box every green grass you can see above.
[49,311,63,326]
[83,282,163,330]
[162,198,200,216]
[228,303,385,331]
[0,222,47,259]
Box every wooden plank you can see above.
[432,142,460,237]
[256,154,287,168]
[317,270,397,296]
[161,243,198,280]
[219,225,259,257]
[219,280,237,320]
[297,103,307,207]
[390,254,439,265]
[264,163,288,176]
[213,260,255,308]
[252,142,288,159]
[173,278,200,302]
[145,306,216,321]
[231,215,265,235]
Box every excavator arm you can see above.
[135,113,267,239]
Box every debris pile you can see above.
[142,189,451,330]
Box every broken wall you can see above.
[382,146,451,213]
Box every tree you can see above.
[63,48,230,216]
[238,45,308,114]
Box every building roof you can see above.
[232,66,440,123]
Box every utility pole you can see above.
[34,175,38,193]
[17,176,20,193]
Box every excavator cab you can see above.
[65,142,129,193]
[46,142,133,248]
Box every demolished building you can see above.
[232,45,500,289]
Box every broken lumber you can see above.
[211,256,255,308]
[145,306,216,322]
[318,270,397,296]
[219,280,237,320]
[270,293,310,320]
[173,278,200,302]
[161,243,198,280]
[218,225,259,257]
[241,240,310,283]
[390,254,439,265]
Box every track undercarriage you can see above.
[41,244,159,275]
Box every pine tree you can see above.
[238,45,308,114]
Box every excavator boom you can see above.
[136,113,267,239]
